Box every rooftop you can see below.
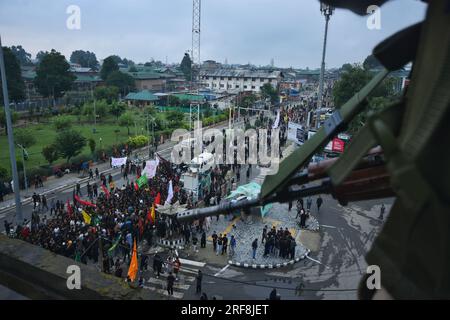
[124,90,159,101]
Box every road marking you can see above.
[306,255,331,269]
[214,264,230,277]
[178,258,206,267]
[147,278,190,290]
[321,224,337,229]
[143,285,184,299]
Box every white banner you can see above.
[287,122,305,145]
[111,157,127,167]
[143,157,159,179]
[165,180,174,205]
[272,111,280,129]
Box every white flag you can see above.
[165,180,174,205]
[143,159,159,179]
[111,157,127,167]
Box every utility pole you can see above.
[91,83,97,133]
[0,36,23,224]
[316,2,334,129]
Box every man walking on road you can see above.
[316,196,323,213]
[167,272,175,296]
[379,204,385,220]
[252,238,258,259]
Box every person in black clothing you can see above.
[316,196,323,213]
[222,234,228,255]
[200,292,208,300]
[200,231,206,248]
[167,272,175,296]
[196,270,203,294]
[212,231,218,252]
[269,288,280,300]
[153,253,163,278]
[4,220,11,236]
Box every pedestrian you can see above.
[41,195,48,212]
[167,272,175,296]
[4,220,11,236]
[196,270,203,294]
[316,196,323,213]
[212,231,218,253]
[306,197,313,211]
[50,198,56,216]
[229,235,236,257]
[200,292,208,300]
[222,234,228,255]
[262,225,268,243]
[89,169,94,180]
[300,210,306,228]
[216,234,223,256]
[153,253,163,278]
[192,233,199,252]
[200,231,206,248]
[174,257,181,280]
[95,168,99,179]
[252,238,258,259]
[379,203,385,220]
[76,183,82,197]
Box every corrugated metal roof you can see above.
[125,90,159,101]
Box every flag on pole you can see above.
[127,239,138,282]
[136,174,148,189]
[165,180,173,205]
[81,210,92,225]
[155,192,161,205]
[101,185,110,198]
[146,204,156,225]
[108,234,122,256]
[272,110,281,129]
[74,195,96,207]
[67,199,73,216]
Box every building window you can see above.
[244,85,248,89]
[269,79,272,83]
[260,78,264,82]
[213,77,217,80]
[251,86,255,89]
[252,78,256,81]
[228,77,232,80]
[220,84,224,88]
[220,77,225,80]
[235,85,240,88]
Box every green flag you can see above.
[136,174,148,188]
[108,235,122,256]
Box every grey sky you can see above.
[0,0,427,68]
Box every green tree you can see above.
[10,45,32,66]
[167,95,181,106]
[105,71,135,95]
[100,56,119,80]
[55,130,86,163]
[129,66,138,72]
[166,110,184,127]
[240,94,257,108]
[0,47,25,102]
[180,53,192,81]
[95,99,109,119]
[70,50,99,70]
[119,111,135,136]
[42,144,59,165]
[14,128,36,148]
[36,50,49,63]
[260,83,278,104]
[94,85,119,104]
[53,115,73,131]
[0,109,19,134]
[88,138,96,155]
[34,49,76,102]
[110,101,126,119]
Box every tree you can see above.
[0,47,25,102]
[240,94,257,109]
[0,109,19,134]
[119,111,135,136]
[105,71,135,95]
[36,51,49,63]
[10,45,32,66]
[129,66,138,73]
[168,95,181,106]
[42,144,59,165]
[363,54,382,71]
[110,101,126,119]
[94,85,119,104]
[260,83,278,104]
[100,56,119,80]
[166,110,184,127]
[180,53,192,81]
[14,128,36,148]
[88,138,96,155]
[55,130,86,163]
[34,49,76,101]
[53,115,73,131]
[70,50,99,70]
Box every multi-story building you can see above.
[199,69,283,93]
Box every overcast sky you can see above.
[0,0,427,68]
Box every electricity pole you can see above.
[0,36,23,224]
[316,3,334,129]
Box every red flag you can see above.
[134,182,139,191]
[67,200,73,216]
[155,192,161,205]
[74,195,97,208]
[101,185,110,199]
[146,204,155,225]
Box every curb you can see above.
[157,238,185,249]
[227,249,311,269]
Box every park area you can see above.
[0,102,228,186]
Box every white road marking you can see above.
[214,264,230,277]
[321,224,337,229]
[306,255,331,269]
[147,278,190,290]
[179,258,206,267]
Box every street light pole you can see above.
[317,3,334,129]
[0,36,23,224]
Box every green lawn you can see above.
[0,119,135,174]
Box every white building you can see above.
[200,69,283,93]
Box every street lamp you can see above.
[316,2,334,129]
